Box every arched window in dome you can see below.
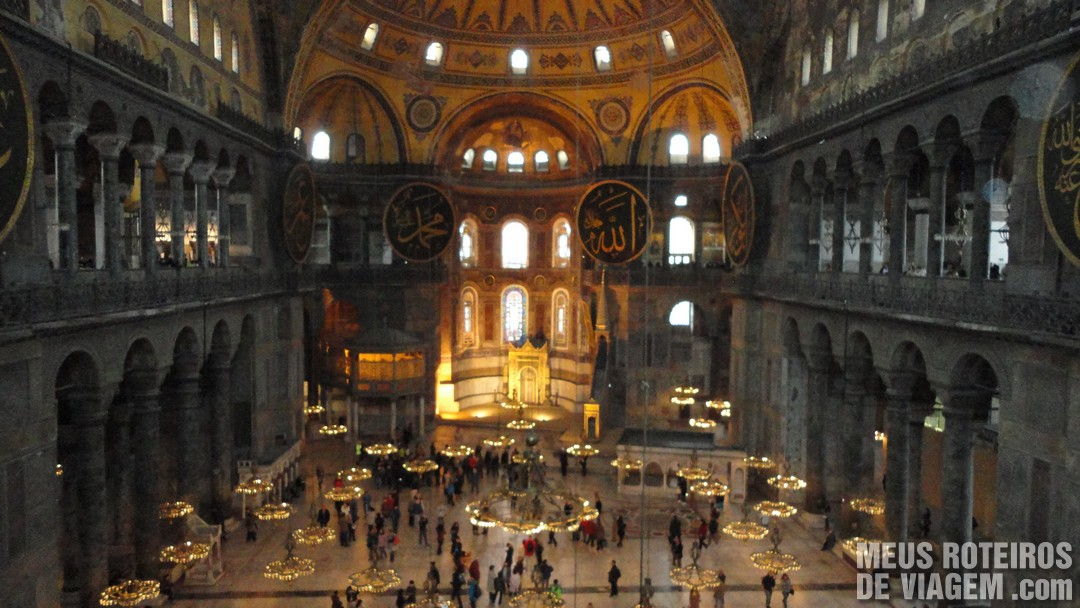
[702,134,721,164]
[552,218,572,268]
[460,287,478,347]
[462,148,475,169]
[510,49,529,75]
[673,194,688,208]
[502,286,527,343]
[311,131,331,161]
[660,30,677,58]
[82,6,101,34]
[425,42,444,66]
[162,0,174,27]
[459,220,478,267]
[213,16,223,61]
[482,149,497,171]
[823,30,834,74]
[507,151,525,173]
[876,0,889,41]
[669,133,689,165]
[847,10,860,59]
[552,289,570,347]
[668,216,695,265]
[594,46,612,71]
[912,0,925,20]
[293,127,303,143]
[556,150,570,170]
[346,134,365,163]
[231,32,240,73]
[669,301,694,329]
[801,49,812,85]
[502,221,529,269]
[361,23,379,50]
[188,0,199,44]
[535,151,550,172]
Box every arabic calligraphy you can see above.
[1039,53,1080,267]
[721,162,755,267]
[283,163,317,264]
[576,180,651,264]
[0,34,33,245]
[384,183,455,262]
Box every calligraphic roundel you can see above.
[383,182,456,262]
[575,180,652,265]
[283,163,317,264]
[0,33,34,244]
[1038,50,1080,267]
[720,161,755,268]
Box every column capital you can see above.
[885,369,917,399]
[942,388,989,419]
[189,160,216,184]
[43,119,86,148]
[212,167,236,189]
[87,133,129,160]
[129,143,165,166]
[804,346,834,373]
[162,152,193,175]
[887,152,914,178]
[970,133,1007,163]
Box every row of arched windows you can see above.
[668,133,724,164]
[458,219,574,269]
[462,148,571,173]
[158,1,242,74]
[460,286,574,347]
[307,131,370,163]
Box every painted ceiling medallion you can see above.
[406,95,442,133]
[591,97,631,136]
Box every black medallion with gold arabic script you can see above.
[721,161,755,268]
[283,163,317,264]
[0,32,34,244]
[383,182,455,262]
[575,180,651,265]
[1038,51,1080,267]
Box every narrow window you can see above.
[231,33,240,73]
[459,221,478,267]
[673,194,688,208]
[594,46,612,71]
[163,0,174,27]
[847,11,860,59]
[534,151,550,172]
[213,17,223,60]
[502,221,529,269]
[425,42,444,66]
[461,289,478,346]
[510,49,529,74]
[669,301,694,328]
[702,134,721,164]
[801,49,812,85]
[552,290,570,346]
[189,1,200,44]
[507,151,525,173]
[912,0,925,20]
[556,150,570,170]
[668,216,695,265]
[311,131,331,161]
[669,133,689,165]
[552,219,572,268]
[502,286,527,343]
[346,134,365,163]
[361,23,379,50]
[482,149,497,171]
[876,0,889,41]
[293,127,303,143]
[823,31,833,74]
[660,30,677,58]
[462,148,475,169]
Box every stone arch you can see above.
[166,127,185,154]
[38,81,70,123]
[86,100,117,136]
[295,74,407,163]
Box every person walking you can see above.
[779,573,794,607]
[689,588,701,608]
[615,515,627,547]
[607,560,621,596]
[396,589,406,608]
[427,562,441,595]
[406,581,417,604]
[244,509,258,542]
[487,566,498,606]
[331,590,345,608]
[550,579,563,601]
[712,580,726,608]
[436,520,446,554]
[493,568,505,605]
[419,515,429,547]
[671,535,683,567]
[467,578,481,608]
[761,573,776,607]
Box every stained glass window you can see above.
[503,287,527,343]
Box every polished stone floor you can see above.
[170,434,891,608]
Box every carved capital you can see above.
[212,167,236,189]
[43,120,86,149]
[188,160,216,184]
[162,152,193,176]
[88,133,129,160]
[129,143,165,167]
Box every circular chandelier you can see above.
[254,503,293,521]
[754,501,797,519]
[675,466,710,481]
[669,564,724,590]
[506,419,536,430]
[705,399,730,410]
[688,418,717,429]
[841,536,882,554]
[234,478,274,495]
[403,459,439,474]
[440,444,473,458]
[337,466,373,482]
[850,497,886,515]
[99,579,160,606]
[324,484,364,502]
[365,443,398,456]
[264,553,315,582]
[565,444,598,458]
[689,480,730,497]
[750,549,801,575]
[159,541,211,565]
[158,501,194,520]
[302,404,325,415]
[500,394,528,409]
[348,566,401,593]
[319,424,348,436]
[743,456,776,470]
[406,596,451,608]
[767,474,807,491]
[512,452,544,464]
[508,589,564,608]
[291,525,337,546]
[722,520,770,541]
[610,457,643,471]
[483,435,516,448]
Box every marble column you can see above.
[842,357,872,490]
[105,395,134,576]
[809,182,826,271]
[884,374,915,541]
[45,120,85,274]
[129,144,164,275]
[88,134,129,275]
[906,402,933,537]
[188,160,214,268]
[127,367,161,579]
[857,175,879,275]
[885,155,911,283]
[831,179,848,274]
[925,161,947,277]
[940,394,979,545]
[205,350,233,515]
[212,167,235,268]
[969,157,993,283]
[162,153,192,265]
[172,353,211,508]
[803,349,831,510]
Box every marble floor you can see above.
[169,434,892,608]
